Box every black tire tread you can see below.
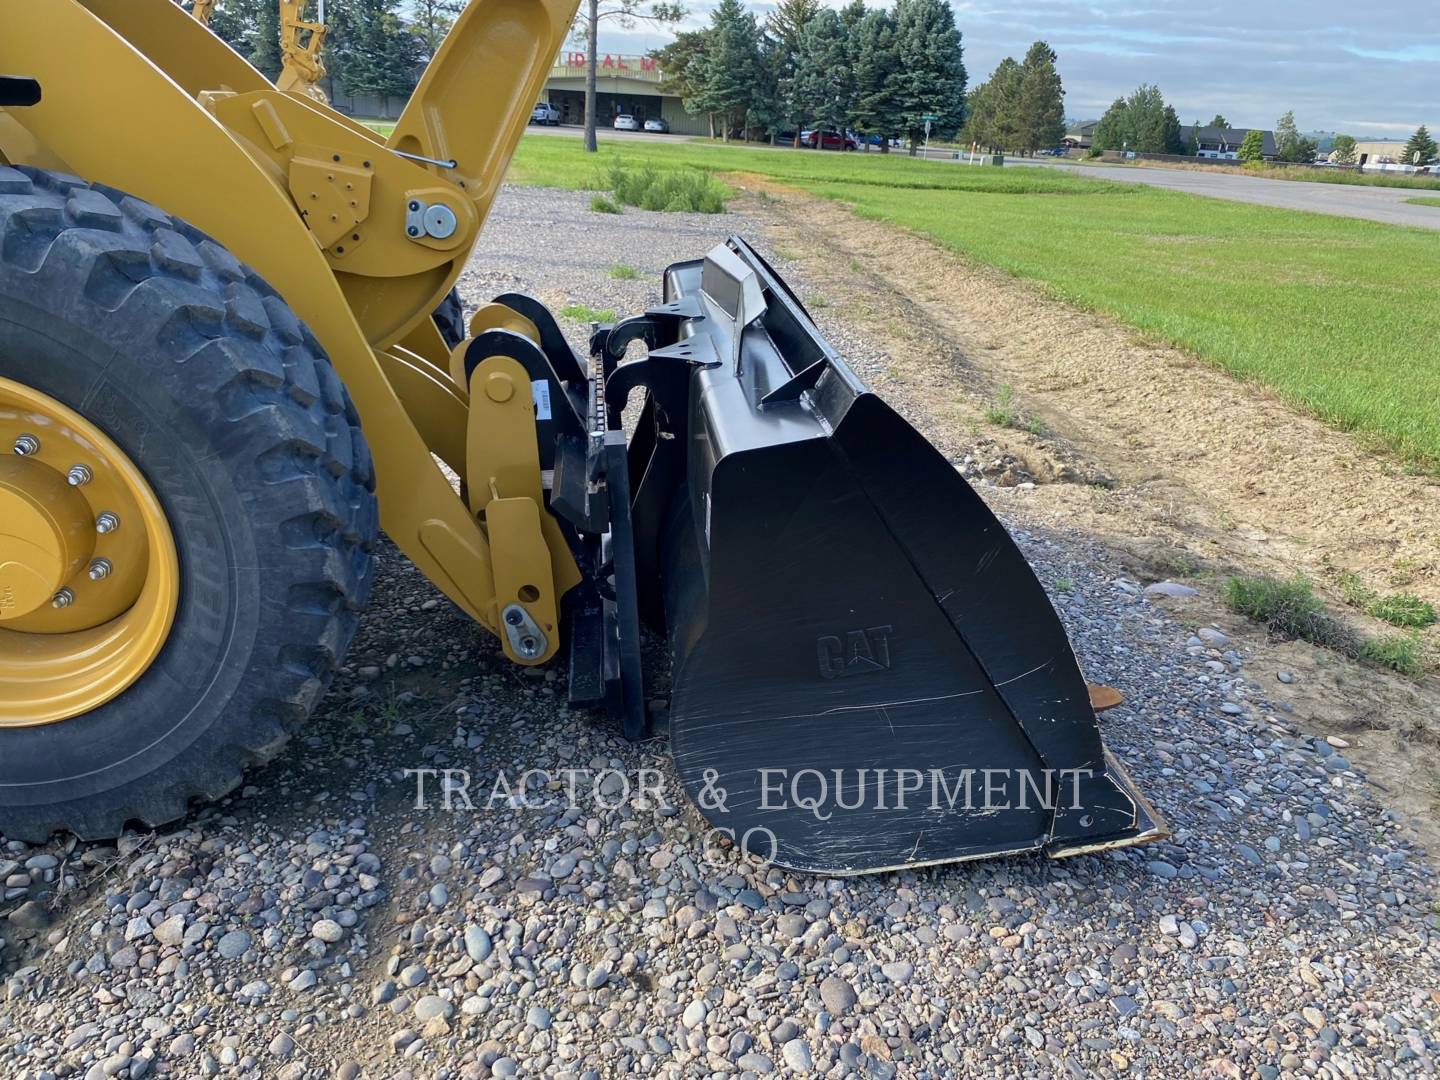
[0,165,378,841]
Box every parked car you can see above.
[613,114,640,131]
[799,129,857,151]
[643,117,670,133]
[530,102,560,126]
[1037,147,1067,157]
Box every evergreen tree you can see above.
[850,8,900,149]
[205,0,266,58]
[1236,129,1265,161]
[793,8,853,144]
[703,0,764,141]
[1015,40,1064,155]
[653,30,711,112]
[340,0,421,102]
[1161,104,1185,154]
[765,0,820,145]
[1403,124,1437,166]
[962,57,1022,151]
[1186,118,1201,155]
[889,0,966,154]
[250,0,283,80]
[1091,96,1127,151]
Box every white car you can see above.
[613,114,639,131]
[530,102,559,126]
[643,117,669,134]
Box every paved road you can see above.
[1009,157,1440,231]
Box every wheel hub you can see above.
[0,457,94,620]
[0,377,180,727]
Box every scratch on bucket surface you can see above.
[684,688,990,732]
[976,543,1003,574]
[994,658,1053,688]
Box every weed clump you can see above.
[1224,574,1337,644]
[1358,633,1425,678]
[560,303,618,323]
[589,194,621,214]
[600,162,727,214]
[1225,573,1429,677]
[1337,572,1436,628]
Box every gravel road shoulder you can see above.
[1,186,1436,1080]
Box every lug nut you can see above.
[67,464,92,486]
[52,588,75,609]
[96,512,120,534]
[13,434,39,456]
[88,558,112,581]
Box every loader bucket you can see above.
[586,238,1165,874]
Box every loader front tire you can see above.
[0,166,377,842]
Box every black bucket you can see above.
[599,238,1163,874]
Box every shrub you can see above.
[601,162,727,214]
[1337,572,1436,628]
[985,384,1017,427]
[1357,633,1426,678]
[1223,574,1344,646]
[1365,592,1436,629]
[589,194,621,214]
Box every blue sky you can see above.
[581,0,1439,135]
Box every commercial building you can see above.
[539,52,708,135]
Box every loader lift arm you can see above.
[0,0,579,664]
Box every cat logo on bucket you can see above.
[816,625,893,679]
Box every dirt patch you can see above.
[730,183,1440,853]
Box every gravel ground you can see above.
[2,186,1437,1080]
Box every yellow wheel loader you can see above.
[0,0,1163,872]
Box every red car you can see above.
[799,129,857,151]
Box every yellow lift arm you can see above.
[0,0,580,662]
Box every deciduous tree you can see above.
[1330,133,1357,164]
[576,0,685,151]
[1236,128,1265,161]
[1274,110,1316,162]
[411,0,464,54]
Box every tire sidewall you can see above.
[0,293,260,809]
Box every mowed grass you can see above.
[1406,196,1440,208]
[509,136,1440,466]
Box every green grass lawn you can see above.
[510,135,1440,467]
[1406,196,1440,208]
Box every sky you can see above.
[580,0,1439,136]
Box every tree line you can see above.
[183,0,461,102]
[652,0,968,154]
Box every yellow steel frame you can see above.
[0,0,581,664]
[276,0,329,103]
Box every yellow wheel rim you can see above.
[0,377,180,726]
